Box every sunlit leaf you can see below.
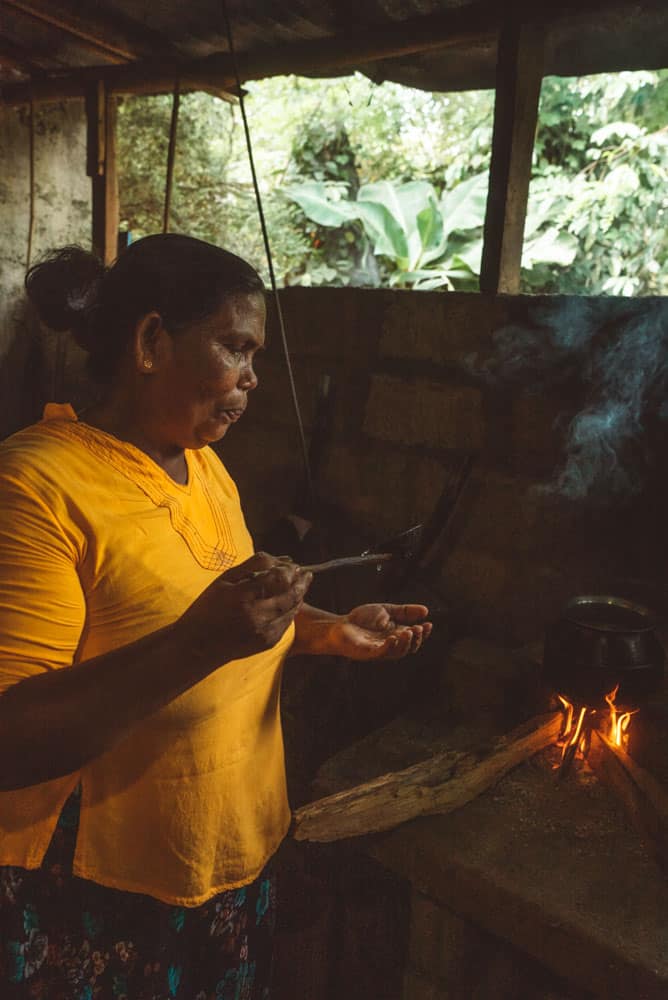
[440,172,488,240]
[522,228,579,268]
[591,121,644,145]
[284,181,355,227]
[357,180,437,268]
[354,200,410,262]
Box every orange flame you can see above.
[568,706,587,750]
[557,695,573,736]
[604,685,638,750]
[557,687,638,770]
[556,696,588,766]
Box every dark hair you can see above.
[25,234,265,383]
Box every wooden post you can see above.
[85,80,118,264]
[479,15,545,294]
[162,79,180,234]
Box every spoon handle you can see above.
[301,552,393,574]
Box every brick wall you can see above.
[221,286,668,645]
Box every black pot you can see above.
[543,595,665,705]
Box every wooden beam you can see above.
[3,1,127,65]
[291,711,562,843]
[2,0,170,63]
[0,63,236,104]
[588,728,668,874]
[479,15,545,294]
[86,81,118,265]
[0,4,497,106]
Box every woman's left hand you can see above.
[326,603,432,661]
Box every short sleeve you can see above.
[0,473,86,695]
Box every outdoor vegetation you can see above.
[117,69,668,295]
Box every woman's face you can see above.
[148,292,266,451]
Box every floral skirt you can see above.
[0,789,276,1000]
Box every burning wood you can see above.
[587,727,668,875]
[555,686,637,778]
[291,711,562,843]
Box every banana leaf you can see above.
[440,172,488,241]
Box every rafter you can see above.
[2,0,173,64]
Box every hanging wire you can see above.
[220,0,315,510]
[163,78,181,234]
[26,99,35,271]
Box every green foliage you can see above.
[285,173,488,289]
[283,116,372,286]
[523,70,668,295]
[118,93,239,243]
[116,69,668,295]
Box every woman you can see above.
[0,234,430,1000]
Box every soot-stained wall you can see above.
[220,287,668,644]
[0,101,91,439]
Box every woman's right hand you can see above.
[179,552,313,662]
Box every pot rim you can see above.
[563,594,657,633]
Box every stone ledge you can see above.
[369,750,668,1000]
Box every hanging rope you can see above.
[26,99,35,270]
[163,79,180,233]
[220,0,315,511]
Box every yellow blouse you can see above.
[0,404,293,905]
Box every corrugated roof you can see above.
[0,0,667,99]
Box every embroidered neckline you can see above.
[39,405,237,572]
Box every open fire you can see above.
[556,686,637,776]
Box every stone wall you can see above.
[220,286,668,646]
[0,101,91,439]
[403,889,583,1000]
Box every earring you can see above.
[144,360,153,370]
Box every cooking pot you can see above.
[543,595,665,705]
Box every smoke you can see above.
[468,297,668,501]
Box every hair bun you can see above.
[25,246,105,344]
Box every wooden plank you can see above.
[588,728,668,874]
[86,81,118,265]
[480,17,545,294]
[291,711,562,842]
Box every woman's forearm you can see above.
[291,603,344,656]
[0,554,311,792]
[0,622,217,791]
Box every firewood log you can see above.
[291,711,562,843]
[588,728,668,874]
